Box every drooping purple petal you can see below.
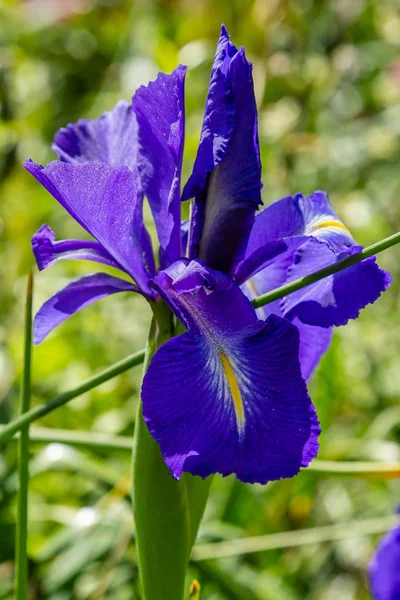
[235,190,391,328]
[142,260,319,484]
[369,519,400,600]
[25,160,156,295]
[234,191,356,284]
[281,239,391,327]
[242,258,332,381]
[182,26,262,273]
[32,224,121,271]
[53,100,139,170]
[34,273,138,344]
[132,66,187,267]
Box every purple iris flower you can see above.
[369,510,400,600]
[25,26,389,484]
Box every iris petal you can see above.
[132,66,187,266]
[25,160,155,295]
[32,224,120,272]
[182,25,237,201]
[369,521,400,600]
[52,100,139,170]
[34,273,138,344]
[182,26,262,273]
[142,260,319,484]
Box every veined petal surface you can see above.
[142,260,319,484]
[52,100,139,169]
[25,160,156,295]
[133,66,187,266]
[34,273,138,344]
[182,26,262,273]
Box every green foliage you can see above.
[1,0,400,598]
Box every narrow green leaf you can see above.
[132,302,211,600]
[5,426,399,480]
[192,515,398,561]
[185,475,213,550]
[0,349,145,445]
[305,459,400,478]
[1,231,400,444]
[15,269,33,600]
[252,230,400,309]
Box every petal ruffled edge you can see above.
[32,224,121,272]
[132,65,187,266]
[281,240,391,328]
[52,99,140,171]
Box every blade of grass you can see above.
[252,231,400,309]
[192,515,398,561]
[306,459,400,478]
[0,349,145,445]
[1,231,400,444]
[4,426,400,479]
[15,269,33,600]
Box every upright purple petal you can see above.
[34,273,138,344]
[53,100,139,170]
[142,260,319,484]
[182,26,262,273]
[369,518,400,600]
[132,66,187,266]
[25,160,156,295]
[182,26,237,201]
[32,224,121,271]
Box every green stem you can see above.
[132,301,211,600]
[252,230,400,309]
[192,515,398,561]
[0,349,145,445]
[1,230,400,444]
[15,270,33,600]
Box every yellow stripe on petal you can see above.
[220,352,245,430]
[312,220,350,233]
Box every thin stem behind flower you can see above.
[15,270,33,600]
[1,230,399,445]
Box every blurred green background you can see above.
[1,0,400,598]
